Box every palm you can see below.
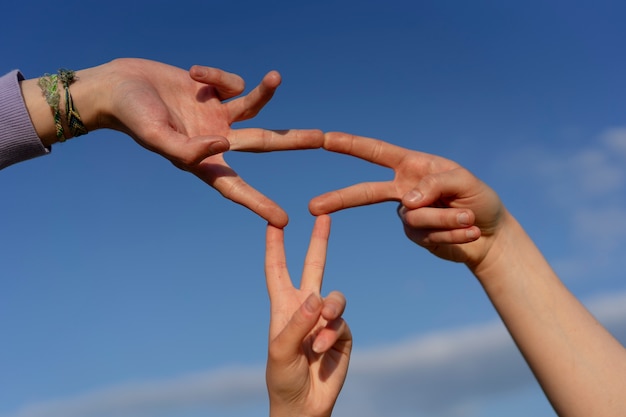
[269,287,346,410]
[310,132,505,265]
[107,58,323,227]
[394,157,504,263]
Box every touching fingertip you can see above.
[308,200,324,216]
[272,214,289,228]
[264,206,289,228]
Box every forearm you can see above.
[471,210,626,416]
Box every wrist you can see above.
[21,63,113,146]
[269,399,333,417]
[465,209,519,283]
[63,63,114,137]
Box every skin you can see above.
[309,132,626,417]
[20,58,325,227]
[265,215,352,417]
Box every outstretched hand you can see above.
[309,132,504,265]
[265,215,352,417]
[103,58,323,227]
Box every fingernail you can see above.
[303,293,321,313]
[312,337,325,354]
[396,203,406,219]
[457,212,470,226]
[208,141,229,155]
[405,190,423,203]
[193,67,206,77]
[466,228,478,239]
[396,205,409,225]
[323,303,338,318]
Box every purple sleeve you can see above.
[0,70,49,170]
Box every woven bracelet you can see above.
[58,68,88,138]
[37,73,65,142]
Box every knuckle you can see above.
[420,174,440,192]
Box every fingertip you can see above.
[310,215,331,243]
[268,210,289,228]
[298,128,324,147]
[321,303,339,321]
[402,189,425,208]
[308,196,332,216]
[189,65,215,83]
[168,135,230,167]
[456,211,474,227]
[266,221,284,238]
[188,65,204,78]
[207,137,230,155]
[312,336,326,354]
[263,70,282,88]
[466,226,481,241]
[396,203,407,223]
[323,131,342,142]
[191,135,229,161]
[312,318,348,353]
[315,213,332,229]
[322,291,346,320]
[303,292,323,315]
[308,200,322,216]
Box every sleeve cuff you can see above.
[0,70,50,170]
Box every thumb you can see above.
[159,133,229,169]
[271,293,322,359]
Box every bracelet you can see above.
[37,73,65,142]
[37,68,89,142]
[58,68,88,138]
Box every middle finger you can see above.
[300,215,331,291]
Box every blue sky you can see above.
[2,1,626,416]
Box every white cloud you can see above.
[497,127,626,281]
[334,320,531,417]
[572,205,626,252]
[571,148,624,196]
[6,292,626,417]
[600,127,626,158]
[3,367,266,417]
[501,126,626,207]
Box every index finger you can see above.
[227,128,324,152]
[265,224,293,301]
[225,70,281,123]
[308,180,398,215]
[323,131,409,169]
[191,159,289,227]
[299,215,331,292]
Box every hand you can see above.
[309,132,504,266]
[265,215,352,417]
[94,58,323,226]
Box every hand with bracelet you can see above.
[9,58,324,226]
